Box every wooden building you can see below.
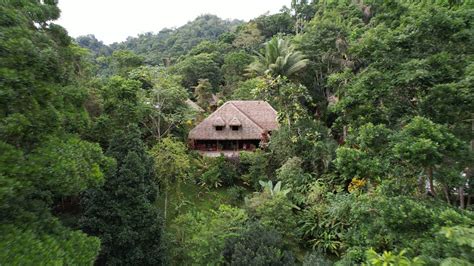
[188,101,278,156]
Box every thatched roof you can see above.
[212,116,226,126]
[185,99,205,112]
[229,117,242,126]
[188,101,278,140]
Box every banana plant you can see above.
[258,180,291,197]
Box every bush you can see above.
[239,150,269,189]
[227,186,247,206]
[302,251,333,266]
[199,155,238,187]
[222,223,296,266]
[169,205,248,265]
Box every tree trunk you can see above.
[164,190,168,223]
[418,174,426,195]
[427,167,436,196]
[443,184,450,204]
[459,186,465,209]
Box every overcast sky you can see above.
[57,0,291,44]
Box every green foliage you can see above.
[3,1,474,265]
[109,50,144,77]
[169,204,248,265]
[230,77,265,100]
[253,11,295,38]
[112,15,242,65]
[28,136,112,197]
[393,116,463,168]
[269,119,337,176]
[222,50,253,90]
[150,136,190,221]
[277,157,314,205]
[247,37,309,78]
[129,67,192,142]
[239,150,269,189]
[257,76,313,127]
[335,123,393,183]
[222,223,296,265]
[246,181,298,242]
[0,1,111,263]
[151,137,191,189]
[232,22,264,50]
[364,249,424,266]
[227,186,248,206]
[81,126,165,265]
[76,34,112,57]
[438,225,474,265]
[87,76,147,145]
[194,78,213,112]
[294,1,363,108]
[0,222,101,265]
[174,52,222,89]
[302,251,333,266]
[199,155,238,188]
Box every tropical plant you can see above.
[364,249,424,266]
[258,180,291,197]
[247,37,309,78]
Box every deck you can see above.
[198,150,242,157]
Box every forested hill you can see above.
[78,15,242,65]
[1,0,473,265]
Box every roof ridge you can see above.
[229,102,264,131]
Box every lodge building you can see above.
[188,101,278,156]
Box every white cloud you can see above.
[57,0,290,44]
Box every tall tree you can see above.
[81,126,166,265]
[0,0,111,263]
[150,137,191,221]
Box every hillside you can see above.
[108,14,242,65]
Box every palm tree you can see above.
[247,37,309,78]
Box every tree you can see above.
[245,181,298,242]
[222,50,253,92]
[232,22,265,51]
[76,34,112,57]
[222,223,296,265]
[269,119,337,176]
[392,116,464,196]
[0,1,111,263]
[194,78,213,112]
[247,37,309,78]
[109,50,145,77]
[81,126,166,265]
[169,205,248,265]
[335,123,393,186]
[253,11,295,38]
[199,155,238,188]
[174,53,222,89]
[293,1,361,110]
[137,67,192,142]
[253,76,312,127]
[87,76,148,147]
[150,137,191,220]
[276,157,313,205]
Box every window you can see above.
[231,126,239,131]
[215,126,224,131]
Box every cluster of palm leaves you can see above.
[247,37,309,78]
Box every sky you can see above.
[57,0,291,44]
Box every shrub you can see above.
[222,223,296,265]
[199,155,238,187]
